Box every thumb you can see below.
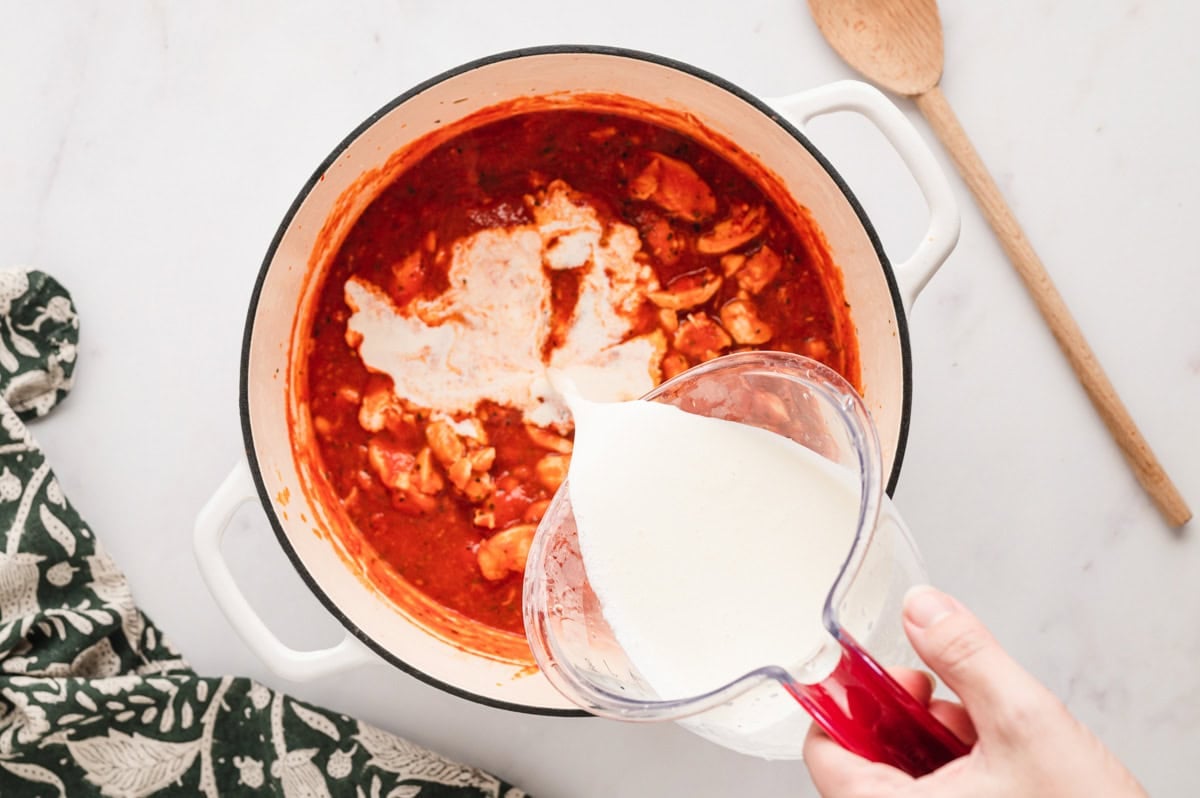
[902,586,1056,741]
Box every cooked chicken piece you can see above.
[399,489,438,513]
[641,216,686,265]
[801,338,831,363]
[646,271,722,311]
[364,439,441,513]
[443,455,491,500]
[413,446,444,495]
[455,416,488,444]
[460,472,494,503]
[476,524,538,581]
[629,153,717,222]
[390,250,425,303]
[525,425,573,454]
[661,351,691,379]
[736,245,784,295]
[444,457,467,488]
[467,446,497,473]
[719,298,774,345]
[658,307,679,333]
[358,379,403,432]
[425,420,466,467]
[367,437,416,492]
[720,253,746,277]
[673,313,732,362]
[419,417,496,504]
[697,205,768,254]
[535,453,571,491]
[524,499,552,524]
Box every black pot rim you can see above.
[238,43,913,717]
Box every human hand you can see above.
[804,586,1148,797]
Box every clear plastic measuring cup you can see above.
[523,351,967,772]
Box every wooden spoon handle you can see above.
[914,84,1191,527]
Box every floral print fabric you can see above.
[0,268,527,797]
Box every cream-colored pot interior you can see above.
[240,48,929,713]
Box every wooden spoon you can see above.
[808,0,1191,527]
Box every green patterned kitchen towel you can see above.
[0,267,528,797]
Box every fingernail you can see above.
[904,585,955,629]
[920,669,937,693]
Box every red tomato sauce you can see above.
[304,108,859,637]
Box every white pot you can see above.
[194,47,957,715]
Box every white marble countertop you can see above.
[3,1,1197,795]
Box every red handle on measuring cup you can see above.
[785,635,969,776]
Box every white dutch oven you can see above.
[194,47,957,714]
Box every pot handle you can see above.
[193,459,376,681]
[766,81,959,311]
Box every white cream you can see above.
[346,227,548,418]
[565,395,861,702]
[344,181,663,428]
